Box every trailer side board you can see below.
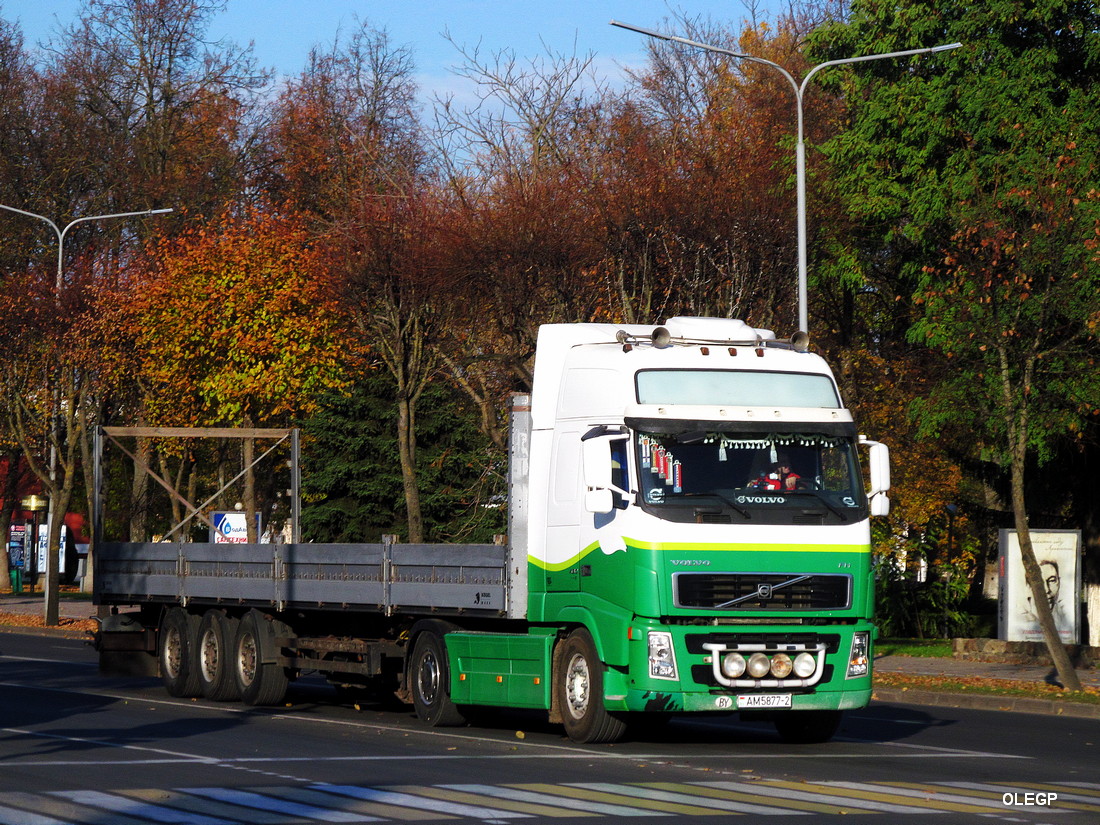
[95,541,509,616]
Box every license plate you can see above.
[737,693,792,709]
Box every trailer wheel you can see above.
[197,610,241,701]
[555,629,627,744]
[409,630,465,727]
[233,610,288,706]
[773,710,843,744]
[160,608,201,697]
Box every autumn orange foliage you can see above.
[103,207,357,428]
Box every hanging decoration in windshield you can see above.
[640,434,684,493]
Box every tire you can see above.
[409,629,466,727]
[773,710,843,744]
[233,610,289,706]
[196,610,241,701]
[159,608,202,697]
[555,629,627,744]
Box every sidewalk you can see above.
[0,593,96,621]
[872,652,1100,720]
[0,592,99,639]
[875,653,1100,690]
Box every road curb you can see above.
[873,687,1100,720]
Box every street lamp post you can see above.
[0,203,173,625]
[610,20,961,334]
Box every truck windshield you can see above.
[634,430,866,524]
[636,369,840,408]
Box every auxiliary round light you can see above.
[747,652,771,679]
[793,652,817,678]
[721,652,746,679]
[770,652,793,678]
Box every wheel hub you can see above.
[200,629,219,682]
[564,653,590,719]
[164,627,183,679]
[418,650,440,705]
[237,634,257,686]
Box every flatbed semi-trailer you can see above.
[94,317,890,744]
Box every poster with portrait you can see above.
[998,529,1080,644]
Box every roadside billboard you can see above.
[210,511,262,543]
[998,529,1081,644]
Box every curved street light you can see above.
[0,203,173,294]
[0,202,173,625]
[610,20,961,334]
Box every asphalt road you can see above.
[1,633,1098,825]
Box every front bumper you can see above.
[605,621,874,714]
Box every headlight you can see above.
[847,631,870,678]
[747,652,771,678]
[721,652,746,679]
[648,631,678,680]
[770,652,793,678]
[793,651,817,678]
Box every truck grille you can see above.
[674,572,851,611]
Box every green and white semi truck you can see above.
[94,316,890,744]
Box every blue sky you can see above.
[7,1,789,102]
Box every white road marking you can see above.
[315,784,532,820]
[52,790,236,825]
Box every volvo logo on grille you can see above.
[712,574,814,609]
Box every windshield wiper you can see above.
[665,492,752,520]
[782,490,852,521]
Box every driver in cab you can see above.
[749,453,801,491]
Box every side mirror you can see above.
[585,489,615,514]
[582,433,613,491]
[581,429,630,514]
[869,493,890,517]
[859,436,891,517]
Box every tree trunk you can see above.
[396,394,423,543]
[243,432,257,543]
[129,433,152,541]
[43,456,78,627]
[158,450,191,538]
[1003,365,1083,691]
[1008,464,1082,691]
[1,448,21,591]
[43,376,88,626]
[186,455,198,542]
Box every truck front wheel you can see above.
[197,610,241,701]
[555,629,627,744]
[409,630,465,727]
[160,608,201,697]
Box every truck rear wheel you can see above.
[197,610,241,701]
[409,629,466,727]
[160,608,201,697]
[555,629,627,744]
[773,710,843,744]
[233,610,288,706]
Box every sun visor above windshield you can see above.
[624,404,856,438]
